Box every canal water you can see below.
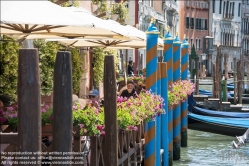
[172,83,249,166]
[173,130,249,166]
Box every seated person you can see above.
[120,81,137,98]
[87,89,104,107]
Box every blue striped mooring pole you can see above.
[163,27,174,166]
[181,36,189,147]
[173,33,182,160]
[145,17,159,166]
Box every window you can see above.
[213,0,215,13]
[199,39,201,50]
[205,19,208,30]
[186,17,190,28]
[196,39,198,50]
[226,1,229,14]
[191,39,193,47]
[186,0,189,6]
[219,0,222,14]
[223,1,226,14]
[238,3,241,17]
[190,18,194,29]
[232,2,235,16]
[196,18,199,29]
[196,1,199,8]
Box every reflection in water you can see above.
[173,130,249,166]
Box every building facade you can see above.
[179,0,210,76]
[209,0,242,73]
[242,0,249,56]
[137,0,180,70]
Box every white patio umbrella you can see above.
[0,1,129,39]
[46,38,164,50]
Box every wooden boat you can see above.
[188,113,248,137]
[188,94,249,137]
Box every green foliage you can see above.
[92,0,102,5]
[49,0,80,7]
[72,103,105,136]
[92,48,119,87]
[71,48,84,94]
[0,35,20,101]
[111,2,129,21]
[33,39,61,96]
[61,0,80,7]
[41,105,53,126]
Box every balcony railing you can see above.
[164,0,178,12]
[222,13,234,19]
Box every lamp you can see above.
[201,53,207,60]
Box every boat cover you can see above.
[189,113,249,128]
[193,106,249,118]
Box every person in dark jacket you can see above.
[120,81,137,98]
[127,61,134,76]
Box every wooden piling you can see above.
[103,55,118,166]
[52,51,72,165]
[233,58,237,104]
[212,63,216,97]
[224,54,228,102]
[18,49,41,165]
[237,60,242,104]
[195,60,199,95]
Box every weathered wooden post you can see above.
[181,36,189,147]
[18,49,41,165]
[145,17,159,166]
[52,51,72,165]
[233,58,237,104]
[212,63,216,98]
[173,33,181,160]
[163,27,173,166]
[237,60,242,104]
[103,55,118,166]
[223,54,228,102]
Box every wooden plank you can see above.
[0,133,18,144]
[224,54,228,102]
[52,51,72,164]
[103,55,118,166]
[18,49,41,165]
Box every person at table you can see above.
[120,81,137,98]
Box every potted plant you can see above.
[72,102,105,136]
[110,2,129,23]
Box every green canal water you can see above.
[173,84,249,166]
[173,130,249,166]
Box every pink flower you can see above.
[45,105,50,109]
[49,116,53,120]
[79,124,84,128]
[97,125,103,131]
[7,107,14,111]
[41,108,46,113]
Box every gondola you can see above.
[188,94,249,137]
[188,113,248,137]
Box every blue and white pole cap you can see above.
[164,26,173,40]
[173,32,181,43]
[182,34,189,45]
[146,17,160,34]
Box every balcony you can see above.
[139,2,165,22]
[222,13,234,20]
[164,0,178,12]
[243,30,249,35]
[245,50,249,56]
